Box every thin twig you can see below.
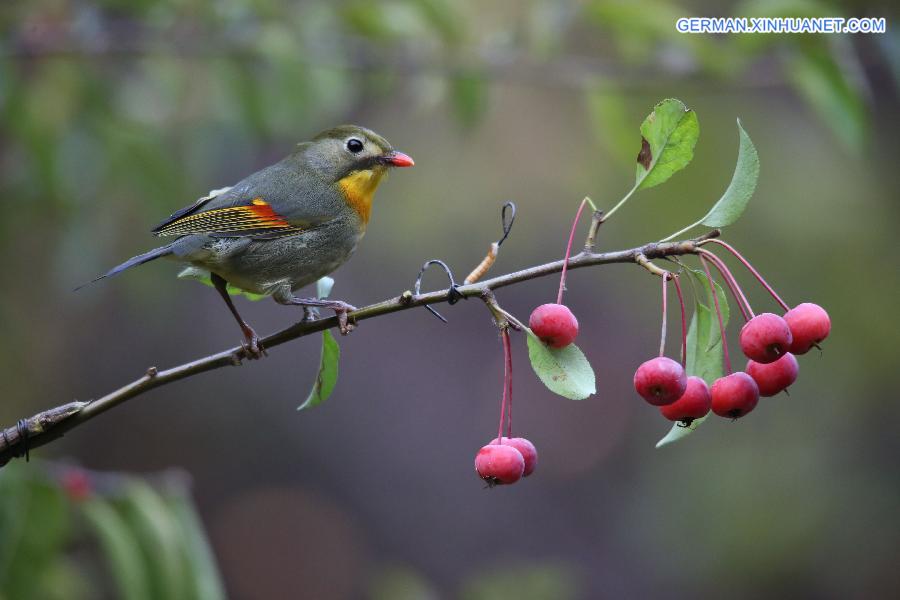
[583,210,604,253]
[0,229,719,467]
[635,253,669,278]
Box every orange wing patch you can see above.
[155,198,294,237]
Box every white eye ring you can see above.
[346,138,364,153]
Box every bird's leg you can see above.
[274,290,356,334]
[211,273,267,359]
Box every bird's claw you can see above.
[240,331,268,360]
[332,301,357,335]
[287,297,357,334]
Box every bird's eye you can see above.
[346,138,364,153]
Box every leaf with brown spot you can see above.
[636,137,652,171]
[633,98,699,190]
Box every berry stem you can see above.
[698,249,754,321]
[699,255,732,374]
[659,274,669,358]
[702,239,790,311]
[557,198,589,305]
[672,274,687,367]
[496,328,512,442]
[503,328,513,438]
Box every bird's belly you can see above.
[188,225,362,296]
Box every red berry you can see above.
[61,469,92,502]
[739,313,793,364]
[783,303,831,354]
[659,376,711,425]
[475,443,525,486]
[529,303,579,348]
[711,372,759,419]
[492,437,538,477]
[633,357,687,406]
[746,353,799,397]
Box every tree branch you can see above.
[0,230,719,467]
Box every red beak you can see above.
[384,151,415,167]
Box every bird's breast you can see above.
[337,168,386,225]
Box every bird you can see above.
[86,125,414,357]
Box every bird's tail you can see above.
[75,244,174,291]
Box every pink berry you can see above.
[659,376,711,425]
[711,372,759,419]
[492,437,538,477]
[61,469,92,502]
[783,303,831,354]
[475,443,525,486]
[746,353,799,397]
[529,303,579,348]
[633,357,687,406]
[739,313,793,364]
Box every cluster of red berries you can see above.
[474,329,540,486]
[633,240,831,424]
[473,199,591,487]
[473,263,579,486]
[473,199,831,486]
[475,436,538,485]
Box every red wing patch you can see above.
[155,198,295,237]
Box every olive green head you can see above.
[300,125,414,182]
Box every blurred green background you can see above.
[1,0,898,598]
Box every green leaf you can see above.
[81,499,152,600]
[700,119,759,228]
[298,329,340,410]
[118,482,192,600]
[412,0,465,45]
[585,81,635,169]
[687,268,729,351]
[634,98,700,190]
[655,413,710,448]
[0,467,70,596]
[177,267,267,301]
[525,330,595,400]
[450,71,488,128]
[165,490,226,600]
[370,565,438,600]
[787,43,867,153]
[460,562,579,600]
[656,270,729,448]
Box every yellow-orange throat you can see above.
[338,168,386,224]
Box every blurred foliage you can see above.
[0,462,223,600]
[0,0,885,230]
[0,1,898,598]
[459,562,580,600]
